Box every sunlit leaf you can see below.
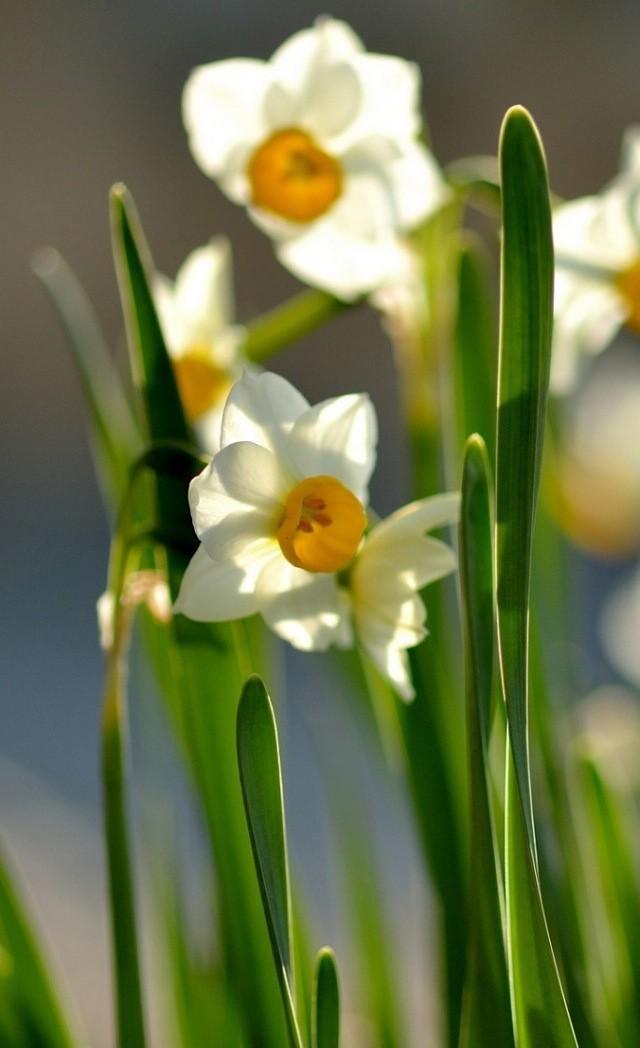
[313,948,340,1048]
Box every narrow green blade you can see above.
[237,676,302,1048]
[313,948,340,1048]
[454,241,497,463]
[33,247,141,510]
[110,185,189,446]
[495,106,577,1046]
[459,436,513,1048]
[102,660,148,1048]
[495,106,553,840]
[0,849,77,1047]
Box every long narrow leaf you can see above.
[495,106,576,1046]
[237,676,303,1048]
[33,247,141,509]
[313,948,340,1048]
[0,849,77,1047]
[459,435,513,1048]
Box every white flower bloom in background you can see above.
[175,370,458,698]
[182,19,447,301]
[601,568,640,690]
[552,126,640,393]
[551,349,640,556]
[341,494,459,699]
[175,370,377,651]
[154,239,243,453]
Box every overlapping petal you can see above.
[287,393,377,501]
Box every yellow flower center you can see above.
[277,475,366,573]
[172,348,232,422]
[248,128,343,223]
[616,259,640,332]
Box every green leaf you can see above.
[458,436,513,1048]
[577,755,640,1043]
[33,247,141,511]
[110,184,190,447]
[454,240,497,463]
[102,655,148,1048]
[0,848,77,1047]
[237,676,303,1048]
[313,949,340,1048]
[495,106,577,1046]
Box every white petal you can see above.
[366,493,461,549]
[276,178,412,299]
[174,240,234,340]
[182,59,270,179]
[301,61,361,139]
[213,441,291,508]
[334,53,422,148]
[360,627,415,701]
[384,142,448,230]
[601,567,640,687]
[153,274,183,357]
[269,19,363,97]
[255,555,343,651]
[554,186,638,272]
[357,535,457,592]
[188,451,274,541]
[287,393,377,501]
[551,272,626,394]
[173,543,263,621]
[220,371,309,455]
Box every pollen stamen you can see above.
[248,128,343,223]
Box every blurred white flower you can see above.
[182,19,446,300]
[342,494,459,699]
[550,349,640,556]
[552,126,640,393]
[97,571,172,652]
[601,566,640,688]
[175,370,376,652]
[154,240,243,453]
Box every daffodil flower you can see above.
[154,239,243,453]
[175,370,458,697]
[182,18,446,300]
[174,370,377,651]
[552,126,640,392]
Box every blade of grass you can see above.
[495,105,576,1046]
[313,949,340,1048]
[236,676,303,1048]
[0,848,77,1047]
[459,436,513,1048]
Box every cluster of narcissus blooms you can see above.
[552,126,640,392]
[182,17,447,301]
[175,372,459,700]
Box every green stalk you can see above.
[242,290,353,364]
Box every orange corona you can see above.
[616,259,640,332]
[172,350,231,422]
[248,128,343,223]
[277,475,366,573]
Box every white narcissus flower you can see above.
[175,370,377,652]
[154,239,243,454]
[340,494,460,700]
[182,19,447,301]
[175,370,459,698]
[552,126,640,393]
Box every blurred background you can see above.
[3,1,640,1043]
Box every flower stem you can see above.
[242,289,355,364]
